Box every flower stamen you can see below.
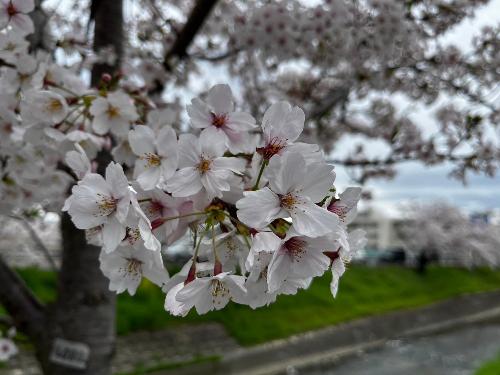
[197,157,212,173]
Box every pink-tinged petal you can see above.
[178,134,201,167]
[290,201,339,238]
[166,167,203,197]
[187,98,212,129]
[102,218,126,253]
[10,13,33,35]
[12,0,34,13]
[128,125,155,155]
[267,248,292,293]
[105,162,129,198]
[236,187,281,229]
[295,161,335,203]
[206,84,233,114]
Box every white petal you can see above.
[128,125,155,155]
[199,130,226,158]
[267,248,292,293]
[178,134,201,168]
[137,166,161,190]
[236,188,282,229]
[291,201,340,237]
[13,0,34,13]
[187,98,212,129]
[206,84,233,114]
[262,102,304,143]
[295,161,335,203]
[166,167,203,197]
[267,152,306,195]
[102,218,126,253]
[105,162,129,198]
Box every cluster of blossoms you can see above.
[62,84,366,314]
[0,1,369,316]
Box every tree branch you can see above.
[163,0,218,70]
[0,256,45,340]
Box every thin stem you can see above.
[252,160,267,190]
[211,223,219,263]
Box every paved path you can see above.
[310,324,500,375]
[1,323,239,375]
[174,290,500,375]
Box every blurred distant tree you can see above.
[400,203,500,270]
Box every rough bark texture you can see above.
[34,1,125,374]
[38,214,116,375]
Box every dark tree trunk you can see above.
[36,214,116,375]
[36,1,124,373]
[91,0,124,85]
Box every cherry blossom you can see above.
[128,125,179,190]
[99,244,168,296]
[0,0,34,36]
[166,132,245,199]
[20,90,68,125]
[174,272,247,315]
[90,91,139,138]
[187,84,257,153]
[64,162,132,253]
[237,152,338,237]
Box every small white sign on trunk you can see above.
[49,338,90,370]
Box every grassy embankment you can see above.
[13,265,500,346]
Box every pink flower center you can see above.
[284,237,306,261]
[211,112,227,128]
[7,2,17,17]
[257,137,287,160]
[148,200,164,215]
[327,201,348,221]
